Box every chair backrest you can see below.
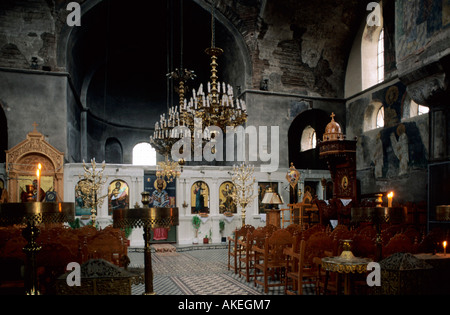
[232,224,255,247]
[355,224,377,239]
[305,231,333,265]
[302,224,326,241]
[241,224,255,240]
[265,224,279,235]
[285,224,301,236]
[235,224,254,238]
[352,234,377,261]
[383,233,414,258]
[251,226,269,249]
[266,229,294,265]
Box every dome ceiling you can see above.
[68,0,243,130]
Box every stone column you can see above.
[80,109,88,162]
[405,70,449,162]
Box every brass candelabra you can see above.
[231,162,256,226]
[77,158,107,226]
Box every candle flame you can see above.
[37,163,42,178]
[387,191,394,198]
[444,241,447,248]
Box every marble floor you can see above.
[128,244,316,295]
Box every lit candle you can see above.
[444,241,447,255]
[36,163,42,202]
[387,191,393,207]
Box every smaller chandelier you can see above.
[150,106,181,157]
[156,157,181,183]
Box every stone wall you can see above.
[0,69,70,158]
[346,78,429,203]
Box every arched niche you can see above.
[288,108,332,170]
[363,101,383,132]
[5,126,65,202]
[105,137,123,164]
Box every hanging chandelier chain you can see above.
[150,0,247,174]
[211,0,216,48]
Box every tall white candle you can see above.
[387,191,393,207]
[36,163,42,202]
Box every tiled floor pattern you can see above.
[129,245,315,295]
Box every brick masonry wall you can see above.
[0,0,364,98]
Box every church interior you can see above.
[0,0,449,297]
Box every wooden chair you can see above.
[228,225,254,274]
[306,231,334,289]
[352,234,377,261]
[238,229,254,282]
[284,238,313,295]
[253,228,294,293]
[383,233,414,258]
[239,225,279,282]
[238,227,262,282]
[284,223,301,236]
[301,224,326,242]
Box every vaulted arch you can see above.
[288,108,331,170]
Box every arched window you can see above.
[300,126,317,152]
[132,142,156,165]
[377,28,384,83]
[402,96,430,119]
[363,101,384,132]
[418,104,429,115]
[376,106,384,128]
[345,1,384,96]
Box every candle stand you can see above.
[113,206,178,295]
[0,202,75,295]
[351,206,406,261]
[230,163,256,227]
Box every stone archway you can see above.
[5,125,65,202]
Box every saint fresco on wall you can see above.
[219,181,237,214]
[144,174,176,207]
[108,179,129,215]
[143,174,177,242]
[191,181,209,214]
[75,179,92,217]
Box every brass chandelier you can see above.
[150,0,247,178]
[182,0,248,133]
